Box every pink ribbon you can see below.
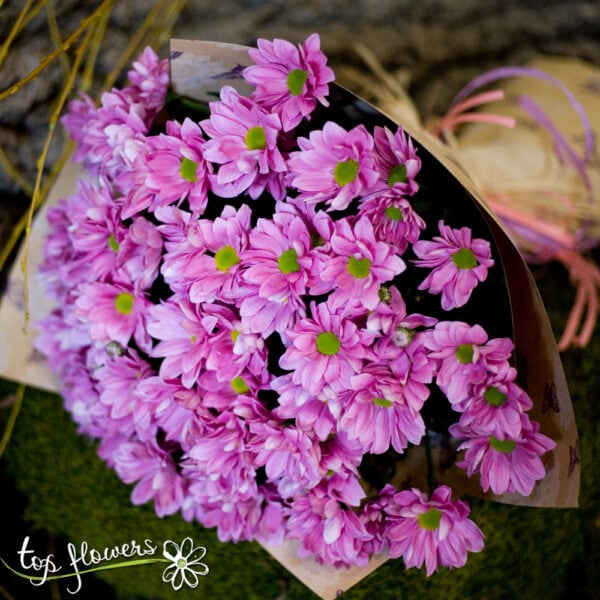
[432,66,598,350]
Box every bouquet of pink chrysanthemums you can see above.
[35,34,557,575]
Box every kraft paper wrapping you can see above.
[0,40,582,600]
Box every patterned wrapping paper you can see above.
[0,39,580,599]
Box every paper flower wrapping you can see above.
[34,36,558,574]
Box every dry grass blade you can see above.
[20,23,97,328]
[0,385,25,460]
[0,146,34,197]
[0,0,115,102]
[45,0,72,83]
[0,582,17,600]
[0,0,187,320]
[0,0,36,69]
[79,0,113,92]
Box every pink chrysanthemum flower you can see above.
[281,198,336,249]
[271,374,339,441]
[244,33,335,131]
[338,366,426,454]
[198,369,271,414]
[125,46,169,115]
[389,340,438,409]
[249,420,322,488]
[182,204,252,304]
[384,485,484,575]
[95,348,155,439]
[413,220,494,310]
[451,421,556,496]
[189,478,284,545]
[288,121,380,211]
[318,431,365,476]
[278,300,373,395]
[201,302,267,382]
[367,285,437,344]
[457,373,534,440]
[99,434,186,517]
[358,192,426,254]
[159,209,207,297]
[186,411,254,479]
[117,216,163,291]
[359,484,397,557]
[64,88,149,186]
[253,488,287,546]
[127,118,211,218]
[38,196,88,301]
[33,309,91,375]
[239,212,315,336]
[67,178,128,283]
[285,477,372,567]
[201,86,287,200]
[146,296,212,389]
[316,216,406,311]
[61,92,98,162]
[75,280,151,353]
[42,341,110,439]
[425,320,513,406]
[185,468,261,542]
[155,205,193,248]
[372,125,422,196]
[63,361,111,438]
[135,376,211,448]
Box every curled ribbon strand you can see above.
[432,66,598,350]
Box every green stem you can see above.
[0,556,169,583]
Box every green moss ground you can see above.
[1,261,598,599]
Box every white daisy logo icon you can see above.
[161,537,209,590]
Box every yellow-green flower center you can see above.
[490,436,516,453]
[418,507,442,530]
[452,247,478,269]
[334,158,359,186]
[278,248,300,274]
[180,156,198,182]
[177,558,187,568]
[108,233,119,253]
[378,286,392,303]
[384,205,404,221]
[215,245,240,272]
[485,386,507,407]
[245,126,267,150]
[231,329,240,342]
[347,256,371,279]
[392,326,414,348]
[456,343,474,364]
[231,376,250,394]
[373,397,394,407]
[316,331,341,356]
[287,68,308,96]
[387,164,407,187]
[114,292,134,315]
[106,341,124,357]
